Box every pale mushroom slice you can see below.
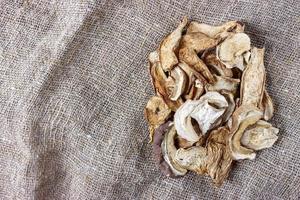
[202,52,233,77]
[174,146,207,174]
[229,105,263,160]
[165,66,188,101]
[190,91,228,135]
[174,99,201,142]
[206,127,233,186]
[161,125,188,176]
[174,91,228,142]
[149,53,183,111]
[187,20,244,38]
[159,16,188,72]
[144,96,172,142]
[241,120,279,150]
[216,33,251,69]
[240,47,266,107]
[179,32,220,83]
[260,89,274,120]
[205,75,240,95]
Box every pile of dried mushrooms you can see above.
[144,17,279,186]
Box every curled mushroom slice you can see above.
[144,96,172,142]
[165,66,188,101]
[216,33,251,69]
[174,91,228,142]
[260,90,274,120]
[179,32,220,83]
[179,62,206,100]
[220,90,236,124]
[190,91,228,134]
[153,121,174,177]
[240,47,266,107]
[174,100,201,142]
[174,146,207,174]
[149,54,183,111]
[144,96,172,125]
[229,105,263,160]
[205,75,240,95]
[161,125,188,176]
[159,16,188,72]
[203,52,233,77]
[187,21,244,38]
[241,120,279,150]
[206,127,233,186]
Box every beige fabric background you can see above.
[0,0,299,199]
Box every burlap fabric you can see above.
[0,0,299,199]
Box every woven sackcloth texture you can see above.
[0,0,299,199]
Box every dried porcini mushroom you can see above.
[159,17,188,72]
[241,120,279,150]
[165,66,188,101]
[144,96,172,142]
[161,124,188,176]
[145,17,279,186]
[216,33,251,70]
[205,75,240,95]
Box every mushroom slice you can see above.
[179,32,220,83]
[205,75,240,95]
[220,90,236,124]
[229,105,263,160]
[144,96,172,142]
[216,33,251,69]
[149,56,183,111]
[206,127,233,186]
[190,91,228,135]
[241,120,279,150]
[153,121,174,177]
[159,16,188,72]
[240,47,266,107]
[165,66,188,101]
[148,50,161,92]
[174,146,207,174]
[187,21,244,38]
[174,91,228,142]
[175,135,194,149]
[179,62,206,100]
[161,125,188,176]
[203,52,233,77]
[174,99,201,142]
[260,90,274,120]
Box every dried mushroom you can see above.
[203,52,233,77]
[159,17,188,72]
[205,75,240,95]
[161,124,188,176]
[241,120,278,150]
[229,105,263,160]
[144,96,172,142]
[187,20,244,39]
[145,17,279,186]
[174,91,228,142]
[206,127,233,186]
[240,47,266,107]
[216,33,251,70]
[165,66,188,101]
[179,32,219,83]
[149,50,183,111]
[260,90,274,121]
